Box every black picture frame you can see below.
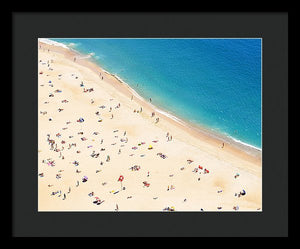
[12,12,288,237]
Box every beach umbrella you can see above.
[118,175,124,188]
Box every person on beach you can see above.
[149,98,152,103]
[151,112,155,117]
[234,173,240,179]
[221,143,225,148]
[239,189,246,196]
[74,57,76,62]
[233,206,239,211]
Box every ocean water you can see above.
[48,38,262,149]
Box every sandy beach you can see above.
[38,40,262,211]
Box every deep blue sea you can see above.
[49,38,262,149]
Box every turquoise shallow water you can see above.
[49,38,262,149]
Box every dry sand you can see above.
[38,41,262,211]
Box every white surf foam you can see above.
[38,38,70,49]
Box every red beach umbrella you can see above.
[118,175,124,182]
[118,175,124,189]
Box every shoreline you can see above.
[97,64,262,156]
[38,39,262,162]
